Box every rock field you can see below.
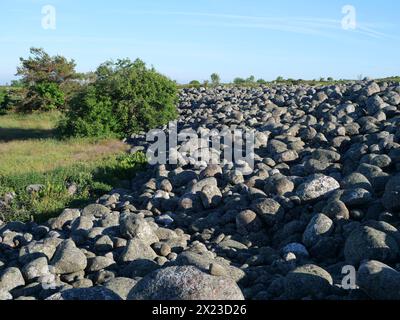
[1,80,400,300]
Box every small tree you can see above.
[60,58,178,138]
[210,73,221,86]
[246,75,255,83]
[189,80,201,88]
[16,47,80,111]
[275,76,284,83]
[233,77,246,85]
[257,79,267,85]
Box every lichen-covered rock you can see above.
[50,240,87,274]
[296,174,340,201]
[127,266,244,300]
[0,267,25,292]
[119,214,158,244]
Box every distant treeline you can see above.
[178,75,400,89]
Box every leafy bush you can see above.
[188,80,202,88]
[25,82,65,111]
[60,58,178,138]
[233,77,259,86]
[0,88,6,108]
[233,77,246,85]
[0,87,26,113]
[246,75,255,83]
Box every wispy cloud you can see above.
[118,10,397,40]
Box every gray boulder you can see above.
[302,214,333,248]
[357,260,400,300]
[284,264,333,299]
[104,277,138,300]
[120,239,157,263]
[82,204,111,218]
[50,240,87,274]
[127,266,244,300]
[49,209,80,230]
[382,175,400,211]
[0,267,25,292]
[46,287,122,300]
[344,226,399,265]
[296,174,340,202]
[251,198,283,225]
[119,214,159,244]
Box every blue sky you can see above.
[0,0,399,84]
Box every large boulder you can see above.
[382,175,400,212]
[251,198,283,225]
[119,214,159,244]
[302,214,334,248]
[296,174,340,202]
[120,239,157,263]
[104,278,139,300]
[357,260,400,300]
[50,240,87,274]
[284,264,333,299]
[344,226,399,265]
[127,266,244,300]
[82,204,111,218]
[49,209,81,230]
[0,267,25,292]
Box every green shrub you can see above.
[188,80,201,88]
[233,77,246,85]
[0,88,5,109]
[246,75,255,83]
[60,58,178,138]
[58,87,118,138]
[25,82,65,111]
[0,87,26,113]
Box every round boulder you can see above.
[284,264,333,299]
[296,174,340,202]
[127,266,244,300]
[344,226,399,265]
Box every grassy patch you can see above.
[0,111,60,141]
[0,138,129,176]
[0,152,147,223]
[0,111,147,223]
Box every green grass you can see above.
[0,111,147,223]
[0,111,60,141]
